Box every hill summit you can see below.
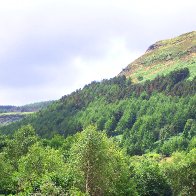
[119,31,196,82]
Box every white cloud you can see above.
[0,0,195,105]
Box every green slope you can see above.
[119,31,196,82]
[0,32,195,196]
[1,32,196,156]
[0,112,33,126]
[1,68,195,155]
[0,101,53,113]
[0,101,53,125]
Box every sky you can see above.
[0,0,195,105]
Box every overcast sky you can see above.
[0,0,195,105]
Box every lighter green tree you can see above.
[16,143,67,195]
[161,149,196,195]
[68,126,137,196]
[6,125,38,168]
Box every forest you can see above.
[0,68,195,195]
[0,125,195,195]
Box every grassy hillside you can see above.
[119,31,196,82]
[0,101,53,125]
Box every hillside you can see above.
[119,31,196,82]
[0,32,195,195]
[1,32,195,156]
[0,112,33,126]
[1,68,195,154]
[0,101,53,113]
[0,101,53,126]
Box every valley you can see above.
[0,101,53,126]
[0,112,32,126]
[0,31,195,195]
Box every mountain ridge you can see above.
[119,31,196,82]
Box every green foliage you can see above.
[131,156,171,196]
[68,126,137,195]
[1,68,195,139]
[161,149,196,195]
[42,134,66,149]
[6,125,38,168]
[0,135,8,152]
[1,69,195,158]
[0,68,195,195]
[188,136,196,150]
[123,94,196,155]
[137,75,144,81]
[158,135,188,156]
[39,181,65,196]
[120,31,196,82]
[16,143,67,194]
[0,153,15,194]
[183,119,196,139]
[0,124,195,195]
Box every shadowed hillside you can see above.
[0,101,53,125]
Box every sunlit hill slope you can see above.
[119,31,196,82]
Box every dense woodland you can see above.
[0,125,195,195]
[0,68,196,195]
